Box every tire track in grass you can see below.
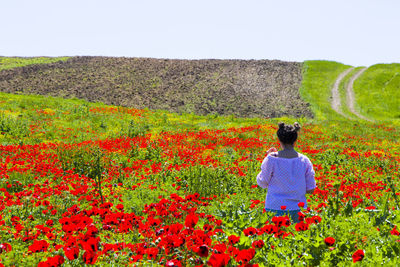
[346,67,373,121]
[331,67,354,118]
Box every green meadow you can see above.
[0,57,398,266]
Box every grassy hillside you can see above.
[0,91,286,145]
[353,63,400,121]
[0,56,312,118]
[0,56,69,71]
[300,61,399,125]
[0,90,397,146]
[299,60,352,121]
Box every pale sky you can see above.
[1,0,399,66]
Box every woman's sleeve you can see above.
[305,158,316,190]
[256,156,273,189]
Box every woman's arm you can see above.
[305,157,316,194]
[256,156,274,189]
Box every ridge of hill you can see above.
[0,56,312,118]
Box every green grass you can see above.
[299,60,352,121]
[0,90,398,147]
[353,63,400,123]
[0,56,69,71]
[0,89,399,265]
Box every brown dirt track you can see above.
[0,57,312,118]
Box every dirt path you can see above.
[331,67,354,117]
[346,67,372,121]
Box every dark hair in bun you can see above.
[277,122,301,144]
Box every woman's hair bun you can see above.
[293,122,301,132]
[277,122,300,144]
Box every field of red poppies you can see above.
[0,92,399,266]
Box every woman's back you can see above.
[257,153,315,210]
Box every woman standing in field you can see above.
[256,122,316,222]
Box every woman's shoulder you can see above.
[297,153,313,163]
[267,152,279,158]
[266,152,285,161]
[261,153,278,165]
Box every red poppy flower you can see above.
[251,240,265,249]
[28,240,49,253]
[185,214,199,228]
[168,223,183,235]
[311,215,322,224]
[298,212,305,222]
[235,248,256,264]
[38,255,65,267]
[81,237,100,252]
[352,249,365,263]
[228,235,240,245]
[64,246,79,260]
[272,216,289,227]
[243,227,257,236]
[195,244,209,257]
[295,221,309,232]
[10,216,20,223]
[391,226,400,236]
[213,243,227,254]
[145,247,158,260]
[203,224,213,232]
[324,237,335,246]
[298,202,305,208]
[0,243,12,253]
[82,250,98,264]
[207,253,231,267]
[261,224,278,235]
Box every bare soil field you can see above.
[0,56,312,118]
